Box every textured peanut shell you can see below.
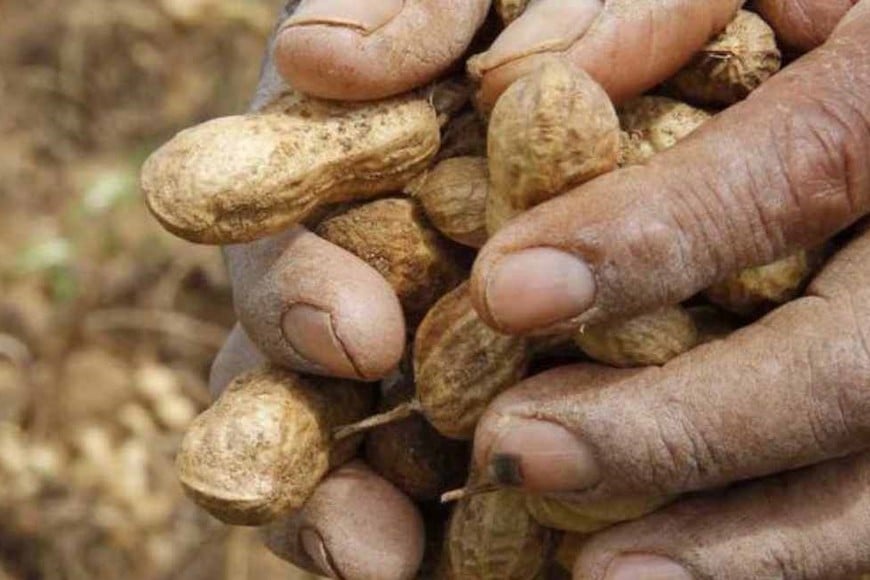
[705,251,816,316]
[525,494,673,535]
[667,9,781,106]
[436,110,488,162]
[494,0,530,25]
[410,157,489,248]
[446,489,551,580]
[175,366,371,525]
[414,282,529,439]
[574,306,699,368]
[618,96,712,166]
[486,61,619,234]
[365,369,469,501]
[141,93,440,244]
[315,198,465,324]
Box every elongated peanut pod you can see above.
[175,366,372,525]
[574,306,699,368]
[446,488,553,580]
[142,93,439,244]
[486,60,619,234]
[666,9,781,107]
[415,282,530,439]
[315,198,466,324]
[409,157,490,249]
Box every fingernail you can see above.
[282,0,403,34]
[282,304,358,378]
[605,554,694,580]
[488,419,600,492]
[484,248,596,333]
[300,528,342,579]
[470,0,602,77]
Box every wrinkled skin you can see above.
[209,0,870,578]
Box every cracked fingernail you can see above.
[283,304,358,378]
[300,527,342,579]
[282,0,403,34]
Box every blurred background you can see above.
[0,0,320,577]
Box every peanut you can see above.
[414,282,530,439]
[574,306,699,368]
[666,9,781,107]
[365,367,469,501]
[315,197,466,324]
[446,489,552,580]
[705,250,819,316]
[409,157,489,249]
[618,96,712,166]
[175,366,372,525]
[142,93,439,244]
[486,61,620,234]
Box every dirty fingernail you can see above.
[605,554,694,580]
[283,304,358,378]
[484,247,596,333]
[300,528,342,579]
[489,419,600,492]
[282,0,403,33]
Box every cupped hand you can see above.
[469,1,870,577]
[208,0,865,577]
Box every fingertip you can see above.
[472,246,596,335]
[265,461,425,580]
[209,324,266,399]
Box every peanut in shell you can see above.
[486,61,619,234]
[142,93,440,244]
[618,96,711,166]
[409,156,489,249]
[414,282,530,439]
[175,366,372,525]
[574,306,699,368]
[666,9,781,107]
[315,197,465,324]
[446,489,552,580]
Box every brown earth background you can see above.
[0,0,320,577]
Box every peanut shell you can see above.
[618,96,711,166]
[705,251,817,316]
[142,93,440,244]
[175,366,372,525]
[667,9,781,106]
[365,368,469,501]
[414,282,530,439]
[486,61,619,234]
[410,157,489,248]
[525,494,673,534]
[315,197,465,324]
[446,489,552,580]
[574,306,699,368]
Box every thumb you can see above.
[470,6,870,334]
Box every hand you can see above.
[212,0,812,577]
[468,1,870,577]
